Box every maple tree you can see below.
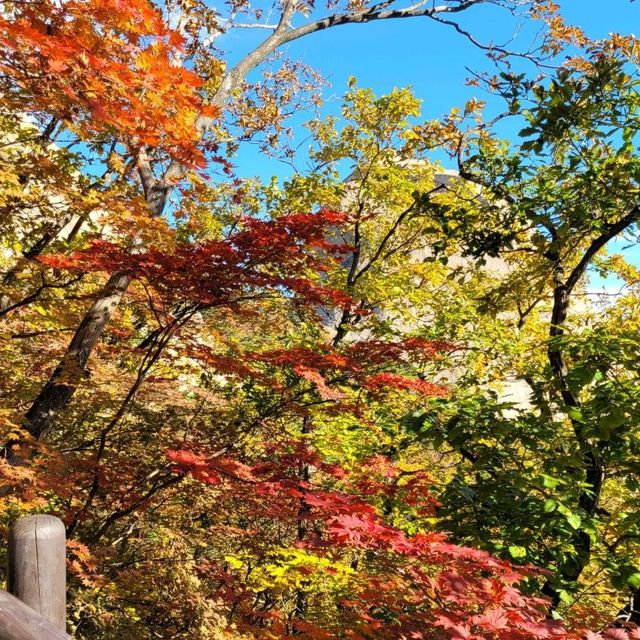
[0,0,555,444]
[2,0,639,638]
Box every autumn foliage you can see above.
[164,444,572,640]
[0,0,215,166]
[1,0,640,638]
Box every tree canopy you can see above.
[1,0,640,638]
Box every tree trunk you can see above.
[16,178,168,445]
[22,271,131,441]
[543,271,604,603]
[292,416,311,631]
[615,589,640,625]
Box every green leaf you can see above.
[566,513,582,530]
[518,126,538,138]
[597,408,626,438]
[566,407,584,423]
[508,545,527,559]
[541,474,562,489]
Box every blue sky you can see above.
[223,1,640,287]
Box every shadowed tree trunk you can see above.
[540,209,639,605]
[23,271,131,440]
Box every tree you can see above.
[2,0,635,636]
[399,32,640,625]
[0,75,586,640]
[1,0,555,444]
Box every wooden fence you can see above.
[0,515,70,640]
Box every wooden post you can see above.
[7,515,66,632]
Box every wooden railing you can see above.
[0,515,70,640]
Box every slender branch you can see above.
[0,273,85,319]
[565,206,640,295]
[162,0,492,187]
[354,183,445,281]
[66,309,198,537]
[233,22,279,29]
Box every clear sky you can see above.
[224,1,640,288]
